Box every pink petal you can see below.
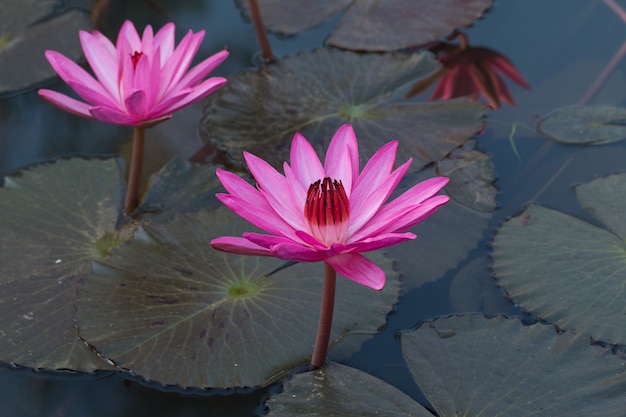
[153,77,226,116]
[283,163,307,214]
[244,151,306,231]
[80,30,120,101]
[159,30,204,97]
[388,195,449,232]
[324,124,359,193]
[124,89,148,119]
[343,232,416,253]
[153,23,175,64]
[91,31,117,59]
[289,132,324,189]
[325,253,386,290]
[89,106,135,125]
[174,49,229,92]
[140,24,154,55]
[211,236,273,256]
[38,89,93,119]
[271,242,327,262]
[489,54,531,89]
[243,232,296,248]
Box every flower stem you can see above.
[124,126,146,214]
[310,263,337,370]
[247,0,274,62]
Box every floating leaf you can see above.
[266,362,433,417]
[0,0,91,95]
[77,207,400,388]
[537,105,626,145]
[201,48,484,172]
[0,158,123,371]
[403,315,626,416]
[236,0,494,51]
[437,139,497,213]
[493,173,626,344]
[134,158,223,222]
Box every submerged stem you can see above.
[124,126,146,214]
[310,263,337,370]
[247,0,274,62]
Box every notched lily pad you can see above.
[493,173,626,345]
[236,0,494,51]
[0,158,123,371]
[437,139,497,213]
[201,48,485,173]
[0,0,91,95]
[537,105,626,145]
[77,207,400,388]
[403,315,626,416]
[134,158,223,222]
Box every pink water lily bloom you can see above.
[211,124,449,290]
[38,20,228,127]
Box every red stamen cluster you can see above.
[131,51,144,70]
[305,177,350,244]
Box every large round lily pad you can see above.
[0,158,123,371]
[200,48,484,172]
[537,105,626,145]
[236,0,494,51]
[77,207,400,388]
[493,173,626,345]
[402,315,626,416]
[0,0,91,95]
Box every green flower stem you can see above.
[124,126,146,214]
[310,263,337,370]
[247,0,274,62]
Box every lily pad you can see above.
[537,105,626,145]
[77,207,400,388]
[266,361,433,417]
[0,0,91,96]
[200,48,485,172]
[133,158,223,222]
[403,315,626,416]
[268,315,626,416]
[0,158,123,371]
[437,139,497,213]
[492,173,626,345]
[236,0,494,51]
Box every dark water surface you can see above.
[2,1,626,415]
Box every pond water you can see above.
[2,0,626,416]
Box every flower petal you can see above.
[153,22,175,64]
[325,253,386,290]
[153,77,226,116]
[89,106,135,125]
[243,232,296,249]
[211,236,273,256]
[174,49,229,92]
[38,89,93,119]
[324,124,359,192]
[343,232,416,253]
[289,132,324,189]
[80,30,120,101]
[271,242,327,262]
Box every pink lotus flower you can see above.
[211,124,449,290]
[38,20,228,126]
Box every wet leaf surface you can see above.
[0,0,91,95]
[403,315,626,416]
[537,105,626,145]
[200,48,485,172]
[77,207,400,388]
[493,173,626,345]
[236,0,494,51]
[0,158,123,371]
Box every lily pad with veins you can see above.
[0,0,91,96]
[493,172,626,345]
[267,315,626,416]
[76,207,400,388]
[200,48,485,172]
[537,105,626,145]
[236,0,494,51]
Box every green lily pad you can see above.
[0,0,91,96]
[0,158,123,371]
[403,315,626,416]
[437,139,497,213]
[76,207,400,388]
[236,0,494,51]
[537,105,626,145]
[134,158,223,222]
[266,361,433,417]
[493,173,626,344]
[200,48,485,172]
[268,315,626,416]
